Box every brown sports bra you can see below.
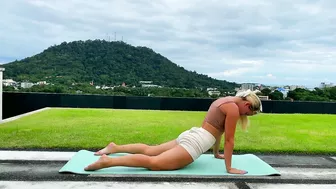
[203,97,234,133]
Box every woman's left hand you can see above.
[214,154,225,159]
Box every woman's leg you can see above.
[95,139,178,156]
[85,145,194,171]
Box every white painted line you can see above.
[275,167,336,180]
[0,181,237,189]
[248,184,336,189]
[87,167,336,181]
[0,150,75,161]
[332,157,336,161]
[0,107,51,124]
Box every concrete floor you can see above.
[0,150,335,189]
[0,181,237,189]
[0,181,335,189]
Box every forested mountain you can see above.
[2,40,238,89]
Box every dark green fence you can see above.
[3,92,336,119]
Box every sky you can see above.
[1,0,336,88]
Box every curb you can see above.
[0,107,51,124]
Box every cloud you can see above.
[208,68,253,77]
[0,0,335,88]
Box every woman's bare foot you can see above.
[84,154,110,171]
[94,142,117,155]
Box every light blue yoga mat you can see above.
[59,150,281,176]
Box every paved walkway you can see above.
[0,150,335,189]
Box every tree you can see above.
[261,88,272,96]
[326,87,336,100]
[269,90,283,100]
[3,86,15,92]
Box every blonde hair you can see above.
[235,90,263,131]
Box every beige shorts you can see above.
[176,127,216,160]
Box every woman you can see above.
[84,90,262,174]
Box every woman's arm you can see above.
[213,134,224,158]
[219,103,247,174]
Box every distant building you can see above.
[320,82,334,88]
[207,88,221,96]
[289,85,306,90]
[258,95,269,100]
[3,79,16,86]
[139,81,161,87]
[142,84,160,88]
[241,83,255,91]
[37,81,47,85]
[276,87,289,98]
[139,81,153,84]
[21,82,34,88]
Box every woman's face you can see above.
[239,101,257,116]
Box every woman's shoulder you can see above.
[213,96,234,105]
[215,96,239,115]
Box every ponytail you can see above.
[238,115,249,131]
[235,89,262,131]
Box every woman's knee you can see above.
[148,157,171,171]
[143,146,158,156]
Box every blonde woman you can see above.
[85,90,262,175]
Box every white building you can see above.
[208,90,221,96]
[37,81,47,85]
[139,81,161,87]
[241,83,255,91]
[21,82,34,88]
[320,82,334,88]
[142,84,160,88]
[3,79,16,86]
[289,85,306,90]
[139,81,153,84]
[258,95,269,100]
[207,88,221,96]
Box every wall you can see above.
[3,92,336,119]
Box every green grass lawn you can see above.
[1,108,335,155]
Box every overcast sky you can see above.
[1,0,335,88]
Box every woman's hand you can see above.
[214,153,225,159]
[228,168,248,174]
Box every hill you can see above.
[2,40,239,89]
